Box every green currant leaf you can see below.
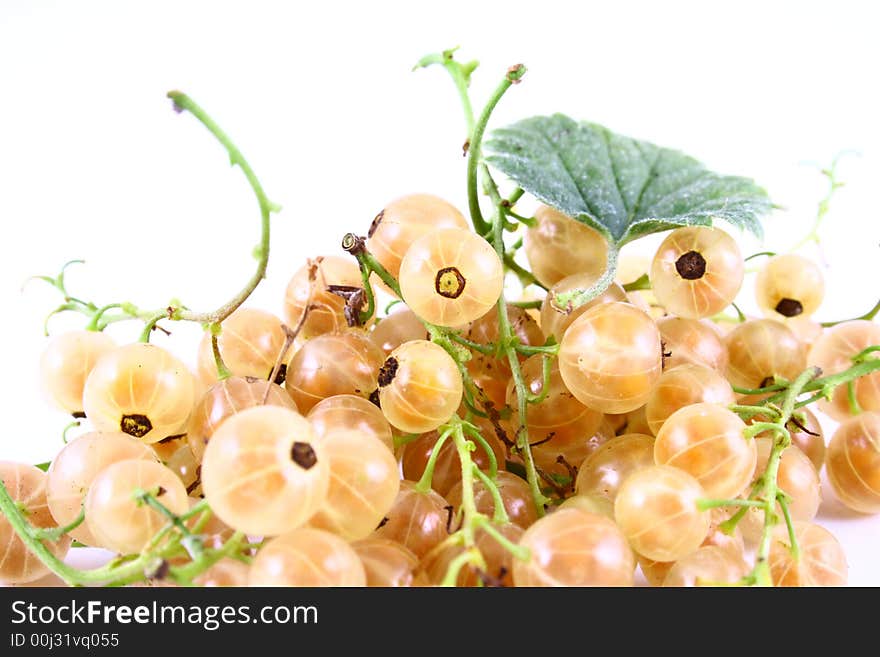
[485,114,771,244]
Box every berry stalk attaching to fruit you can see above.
[724,367,821,585]
[0,477,247,585]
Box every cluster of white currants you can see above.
[1,192,878,588]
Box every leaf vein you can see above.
[532,122,601,225]
[628,143,663,223]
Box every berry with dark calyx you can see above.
[650,226,744,319]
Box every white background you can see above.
[1,1,879,584]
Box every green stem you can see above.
[466,64,526,236]
[504,253,547,290]
[448,332,496,355]
[790,153,852,253]
[747,367,818,586]
[414,49,476,135]
[0,479,240,587]
[552,243,619,312]
[0,481,159,586]
[30,507,85,542]
[165,91,279,326]
[138,312,167,343]
[85,303,122,331]
[508,299,542,310]
[526,354,553,405]
[730,302,747,323]
[728,357,880,411]
[461,423,499,478]
[135,489,203,560]
[729,404,781,421]
[473,515,530,561]
[414,428,454,494]
[777,495,800,561]
[697,498,765,512]
[514,342,560,356]
[622,273,651,292]
[37,93,279,338]
[761,359,880,407]
[744,251,776,262]
[744,422,783,440]
[62,420,81,444]
[393,433,422,450]
[504,208,537,227]
[210,326,232,380]
[847,380,862,415]
[440,548,482,587]
[732,383,788,396]
[853,345,880,362]
[450,423,478,546]
[822,298,880,327]
[501,299,550,514]
[356,258,377,324]
[168,532,246,585]
[472,467,509,524]
[348,240,402,297]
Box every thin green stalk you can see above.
[440,548,482,587]
[414,428,454,494]
[35,93,279,338]
[168,532,246,585]
[514,342,560,356]
[0,480,158,585]
[730,302,747,323]
[356,258,377,324]
[508,299,542,310]
[166,92,280,326]
[462,423,499,478]
[790,153,852,253]
[622,273,651,292]
[85,303,122,331]
[413,49,477,135]
[138,312,167,343]
[504,208,537,227]
[62,420,81,444]
[552,243,620,312]
[853,345,880,362]
[778,496,800,560]
[499,299,550,513]
[345,237,402,297]
[761,358,880,407]
[473,515,530,561]
[448,332,496,355]
[744,251,776,262]
[525,354,553,405]
[746,367,819,586]
[504,253,547,290]
[393,433,422,450]
[847,380,862,415]
[822,298,880,327]
[472,467,509,524]
[0,479,241,586]
[210,327,232,380]
[506,188,525,205]
[31,507,85,542]
[698,498,765,512]
[729,356,880,412]
[732,383,788,396]
[450,424,478,545]
[466,64,526,235]
[729,404,782,421]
